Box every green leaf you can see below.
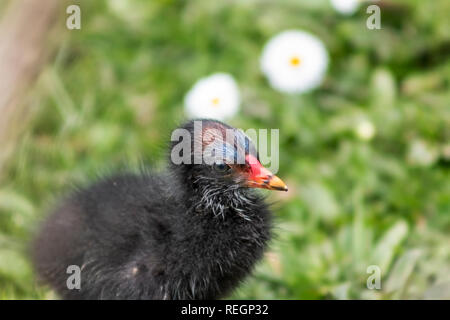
[0,189,34,218]
[371,221,409,272]
[385,249,422,295]
[0,249,31,282]
[371,68,396,107]
[300,182,339,221]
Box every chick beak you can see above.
[244,155,288,192]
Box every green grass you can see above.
[0,0,449,299]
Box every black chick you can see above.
[32,119,287,300]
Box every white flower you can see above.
[355,120,376,141]
[260,30,329,94]
[108,0,145,23]
[330,0,361,15]
[407,140,438,167]
[184,73,240,120]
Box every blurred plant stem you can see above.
[0,0,62,179]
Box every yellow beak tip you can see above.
[267,175,288,192]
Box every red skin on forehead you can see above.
[245,154,272,178]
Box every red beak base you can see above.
[243,155,288,192]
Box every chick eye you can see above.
[213,162,230,173]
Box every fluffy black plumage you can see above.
[32,119,278,300]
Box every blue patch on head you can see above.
[202,128,257,165]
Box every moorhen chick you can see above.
[32,119,287,299]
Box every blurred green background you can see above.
[0,0,449,299]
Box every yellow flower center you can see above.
[289,56,301,67]
[211,97,220,106]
